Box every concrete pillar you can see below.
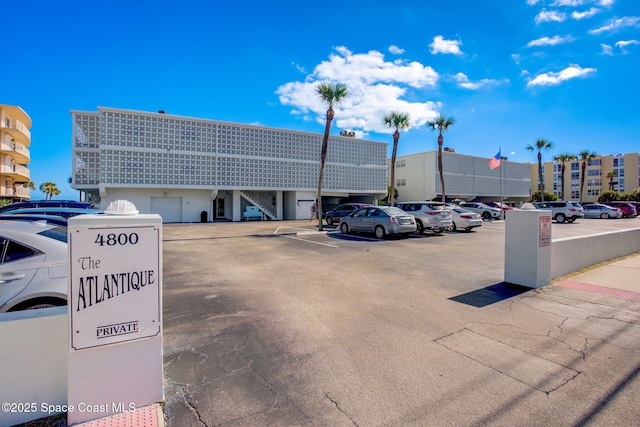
[504,205,552,288]
[276,191,283,220]
[232,190,241,222]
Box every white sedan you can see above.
[458,202,502,220]
[449,207,483,231]
[0,220,68,313]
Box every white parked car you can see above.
[0,220,68,313]
[458,202,501,220]
[449,207,483,232]
[396,201,453,234]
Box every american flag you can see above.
[488,151,501,170]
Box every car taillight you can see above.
[569,208,576,212]
[426,211,440,215]
[461,215,473,219]
[390,217,398,223]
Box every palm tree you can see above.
[315,82,348,231]
[526,139,553,202]
[427,115,455,203]
[606,170,618,191]
[578,150,597,204]
[553,153,576,200]
[383,112,411,207]
[39,182,60,200]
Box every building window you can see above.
[587,169,601,176]
[571,172,579,180]
[396,178,406,187]
[587,179,601,186]
[571,162,579,171]
[396,160,405,168]
[588,159,601,166]
[587,189,601,196]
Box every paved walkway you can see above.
[555,252,640,302]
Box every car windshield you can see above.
[37,226,68,243]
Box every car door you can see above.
[348,208,369,231]
[0,238,44,310]
[362,208,382,232]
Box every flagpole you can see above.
[499,146,502,212]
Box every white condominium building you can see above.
[0,105,31,202]
[71,107,388,222]
[392,150,532,204]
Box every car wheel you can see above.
[326,216,333,226]
[340,222,349,234]
[464,227,473,232]
[451,222,458,232]
[374,225,386,239]
[600,212,610,219]
[415,220,424,234]
[8,298,66,312]
[433,227,444,235]
[482,212,491,220]
[555,213,566,223]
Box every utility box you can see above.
[67,201,163,425]
[504,206,552,288]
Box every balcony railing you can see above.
[0,140,30,161]
[0,119,31,140]
[0,185,30,198]
[0,164,30,181]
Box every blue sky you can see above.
[3,0,638,200]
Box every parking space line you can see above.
[279,234,339,248]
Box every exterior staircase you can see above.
[240,191,277,220]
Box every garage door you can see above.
[150,197,182,223]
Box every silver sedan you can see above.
[582,204,623,219]
[339,206,416,239]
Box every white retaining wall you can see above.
[551,226,640,280]
[0,306,67,427]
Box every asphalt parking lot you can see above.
[161,218,640,426]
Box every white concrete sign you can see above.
[67,206,163,425]
[69,225,161,350]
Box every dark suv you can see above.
[325,203,372,226]
[0,200,93,214]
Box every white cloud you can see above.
[615,39,639,48]
[551,0,585,6]
[615,39,639,53]
[453,73,506,90]
[389,45,405,54]
[600,43,614,55]
[598,0,614,6]
[527,64,596,87]
[589,16,640,34]
[429,35,463,55]
[527,0,542,5]
[535,9,567,24]
[276,47,441,134]
[572,7,600,20]
[527,35,575,46]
